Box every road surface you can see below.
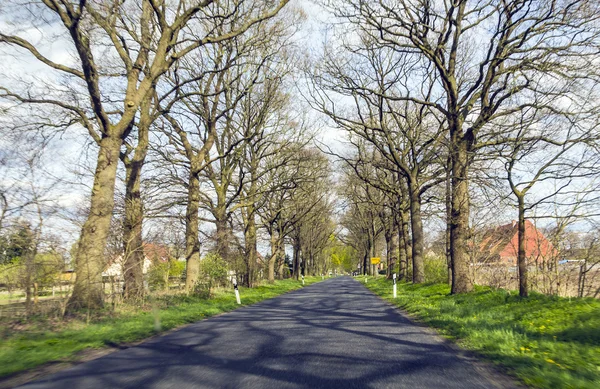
[20,277,517,388]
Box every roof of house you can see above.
[104,243,170,268]
[478,220,556,262]
[143,243,170,263]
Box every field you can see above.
[364,277,600,389]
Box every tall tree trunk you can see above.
[268,256,276,283]
[398,220,407,280]
[268,232,277,283]
[277,239,285,279]
[385,229,392,279]
[364,232,372,275]
[122,159,145,300]
[517,196,528,297]
[293,232,301,280]
[386,223,399,279]
[68,136,121,311]
[445,157,453,286]
[305,249,310,276]
[243,159,258,287]
[450,139,473,294]
[185,171,201,292]
[244,212,257,287]
[400,206,412,276]
[122,95,151,300]
[409,183,425,283]
[214,204,229,262]
[390,224,399,277]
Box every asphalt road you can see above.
[20,277,517,389]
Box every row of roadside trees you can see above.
[0,0,343,314]
[3,0,600,313]
[315,0,600,297]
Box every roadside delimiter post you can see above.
[233,278,241,304]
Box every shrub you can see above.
[192,281,211,299]
[0,252,64,292]
[198,253,228,295]
[424,253,448,283]
[148,259,186,290]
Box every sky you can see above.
[0,0,348,253]
[1,0,596,256]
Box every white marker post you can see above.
[393,273,397,299]
[302,275,305,285]
[322,274,324,280]
[233,278,241,305]
[365,275,368,283]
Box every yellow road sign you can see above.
[370,257,381,265]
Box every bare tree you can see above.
[153,4,296,291]
[258,145,330,282]
[237,69,301,286]
[1,0,291,309]
[495,108,600,296]
[321,0,600,293]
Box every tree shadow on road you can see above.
[19,277,514,389]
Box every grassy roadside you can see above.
[362,277,600,389]
[0,276,322,378]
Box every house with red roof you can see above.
[477,220,557,266]
[103,243,170,278]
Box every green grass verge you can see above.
[0,277,322,378]
[362,277,600,388]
